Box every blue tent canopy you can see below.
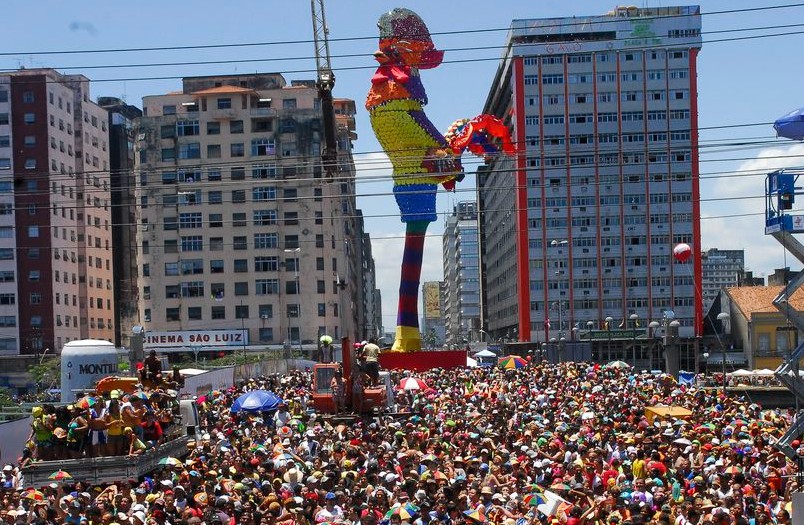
[774,107,804,141]
[230,390,283,413]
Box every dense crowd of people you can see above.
[0,361,800,525]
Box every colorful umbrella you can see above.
[498,355,528,369]
[549,482,571,492]
[23,490,45,502]
[385,503,419,521]
[158,457,183,467]
[523,492,547,506]
[463,509,485,523]
[606,361,631,369]
[398,377,429,391]
[724,465,742,475]
[48,470,72,481]
[75,396,96,410]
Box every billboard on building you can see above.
[423,282,441,319]
[143,329,249,350]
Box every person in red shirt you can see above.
[141,411,163,446]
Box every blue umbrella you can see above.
[230,390,283,413]
[774,107,804,141]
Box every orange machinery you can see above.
[311,338,387,414]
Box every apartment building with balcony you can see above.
[134,74,363,352]
[0,68,114,354]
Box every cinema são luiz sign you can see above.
[143,329,249,351]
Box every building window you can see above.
[259,328,273,342]
[24,159,36,170]
[254,233,279,249]
[251,138,275,156]
[234,304,249,319]
[188,307,202,320]
[230,120,244,134]
[181,236,203,251]
[178,143,201,159]
[176,120,199,136]
[282,98,297,109]
[24,112,36,124]
[230,143,245,157]
[255,256,279,272]
[256,279,279,295]
[234,282,249,297]
[211,306,226,320]
[28,226,39,238]
[217,98,232,109]
[234,259,248,272]
[166,308,181,322]
[163,105,177,115]
[207,144,221,158]
[233,236,248,250]
[318,303,326,317]
[28,270,40,282]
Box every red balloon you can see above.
[673,243,692,262]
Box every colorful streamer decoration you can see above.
[366,8,514,352]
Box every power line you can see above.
[2,3,802,57]
[6,21,804,73]
[6,21,804,84]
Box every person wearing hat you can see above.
[29,405,55,461]
[315,492,344,522]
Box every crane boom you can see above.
[311,0,338,179]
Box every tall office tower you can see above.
[701,248,744,312]
[442,201,481,346]
[134,74,362,352]
[480,6,703,342]
[0,69,114,355]
[98,97,142,348]
[357,224,382,341]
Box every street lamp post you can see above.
[630,313,639,368]
[605,316,613,363]
[648,321,660,370]
[717,312,731,395]
[284,248,301,357]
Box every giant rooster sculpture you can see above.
[366,8,514,352]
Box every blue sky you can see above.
[2,1,804,331]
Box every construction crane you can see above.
[311,0,338,180]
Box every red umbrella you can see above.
[398,377,429,391]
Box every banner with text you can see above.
[144,329,249,349]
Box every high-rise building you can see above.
[0,69,114,355]
[421,281,446,348]
[98,97,142,348]
[134,74,362,353]
[701,248,744,313]
[443,201,481,345]
[357,225,382,341]
[481,6,702,342]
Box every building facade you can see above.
[358,227,382,341]
[481,6,703,344]
[421,281,446,349]
[134,74,362,353]
[701,248,744,313]
[98,97,142,348]
[442,201,481,345]
[0,69,114,355]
